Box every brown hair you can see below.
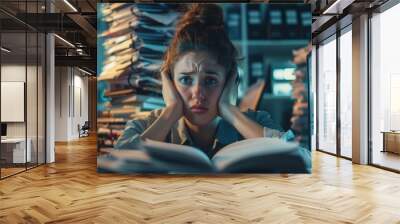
[161,4,238,80]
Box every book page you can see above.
[212,138,309,173]
[97,149,166,173]
[142,139,214,169]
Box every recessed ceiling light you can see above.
[54,34,75,48]
[78,67,93,76]
[1,47,11,53]
[322,0,354,15]
[63,0,78,12]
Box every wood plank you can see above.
[0,135,400,223]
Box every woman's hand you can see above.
[218,72,238,119]
[218,72,264,138]
[139,72,183,142]
[161,71,183,122]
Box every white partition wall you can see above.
[0,1,47,178]
[1,21,29,177]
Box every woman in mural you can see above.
[115,4,294,158]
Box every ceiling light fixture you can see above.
[1,47,11,53]
[322,0,354,15]
[54,34,75,48]
[78,67,93,76]
[322,0,341,14]
[63,0,78,12]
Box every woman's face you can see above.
[173,51,226,126]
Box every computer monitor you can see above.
[1,123,7,137]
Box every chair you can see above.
[239,80,266,112]
[79,121,90,138]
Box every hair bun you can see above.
[180,4,224,28]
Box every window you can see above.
[370,3,400,171]
[317,35,337,154]
[0,1,47,179]
[339,27,352,158]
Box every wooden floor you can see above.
[1,163,44,178]
[1,167,26,178]
[372,150,400,171]
[1,135,400,223]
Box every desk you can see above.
[1,138,31,163]
[382,131,400,154]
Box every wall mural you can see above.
[97,3,312,174]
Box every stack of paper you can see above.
[290,44,311,148]
[97,3,180,147]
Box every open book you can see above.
[97,138,311,174]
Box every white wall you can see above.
[1,64,46,164]
[1,65,26,138]
[55,66,69,141]
[54,67,89,141]
[72,73,89,138]
[1,65,41,137]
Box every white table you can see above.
[1,138,32,163]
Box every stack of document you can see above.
[290,44,311,148]
[97,3,180,147]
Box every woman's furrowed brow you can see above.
[204,70,219,75]
[204,70,225,78]
[178,71,195,75]
[176,67,222,76]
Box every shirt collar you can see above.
[177,118,193,146]
[214,116,238,146]
[176,117,223,152]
